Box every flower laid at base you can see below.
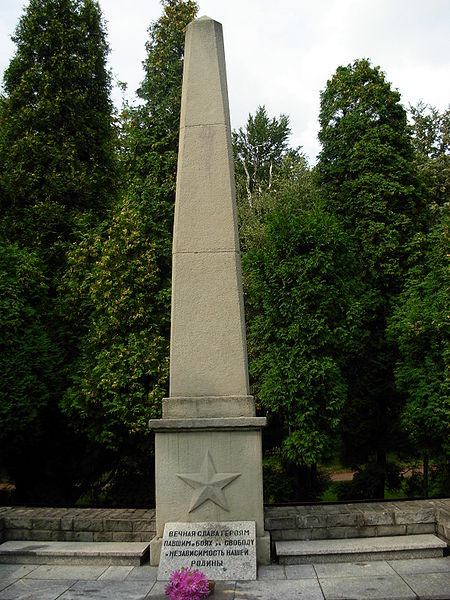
[165,568,212,599]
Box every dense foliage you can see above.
[1,2,448,504]
[56,0,198,502]
[315,59,424,497]
[0,0,115,268]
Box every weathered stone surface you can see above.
[318,574,417,600]
[168,17,248,400]
[276,534,447,564]
[149,16,268,568]
[0,541,150,566]
[376,525,407,536]
[157,522,257,581]
[162,396,255,419]
[103,520,133,533]
[327,513,360,527]
[395,508,435,524]
[400,572,450,600]
[235,579,324,599]
[363,511,395,526]
[296,514,327,528]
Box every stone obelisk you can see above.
[149,16,270,566]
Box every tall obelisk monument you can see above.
[149,17,270,566]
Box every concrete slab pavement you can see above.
[0,557,448,599]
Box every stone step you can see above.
[276,534,447,564]
[0,540,150,566]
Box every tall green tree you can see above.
[409,102,450,209]
[233,106,313,252]
[244,204,358,493]
[316,59,423,497]
[233,106,292,204]
[387,104,450,495]
[60,1,198,502]
[0,0,117,502]
[0,0,116,269]
[388,211,449,467]
[233,107,355,500]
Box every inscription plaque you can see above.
[157,521,257,580]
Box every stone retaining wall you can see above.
[264,499,450,544]
[0,500,449,545]
[0,507,155,543]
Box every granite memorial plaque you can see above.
[157,521,257,580]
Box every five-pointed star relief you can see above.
[177,450,241,512]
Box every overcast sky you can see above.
[1,0,449,162]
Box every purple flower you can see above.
[165,568,210,600]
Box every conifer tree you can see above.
[0,0,116,270]
[316,59,423,497]
[0,0,116,502]
[60,2,198,497]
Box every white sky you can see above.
[1,0,449,163]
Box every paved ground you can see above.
[0,557,449,599]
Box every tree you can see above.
[0,0,117,502]
[243,201,359,499]
[387,104,450,496]
[61,197,169,451]
[388,211,449,467]
[233,106,292,205]
[0,241,55,452]
[0,0,116,270]
[409,102,450,209]
[59,0,198,503]
[316,59,423,497]
[233,106,313,252]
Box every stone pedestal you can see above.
[149,16,270,567]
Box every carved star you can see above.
[177,451,241,512]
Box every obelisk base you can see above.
[148,416,270,566]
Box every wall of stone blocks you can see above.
[264,499,450,544]
[0,508,156,543]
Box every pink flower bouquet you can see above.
[165,568,211,600]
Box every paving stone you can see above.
[319,575,416,600]
[388,556,450,574]
[234,578,324,599]
[0,580,19,593]
[145,580,167,599]
[124,566,158,581]
[284,564,316,579]
[209,580,236,599]
[4,518,32,530]
[0,564,38,579]
[0,578,76,600]
[314,561,396,578]
[401,572,450,599]
[25,565,108,580]
[98,566,134,581]
[257,564,285,579]
[265,516,296,530]
[58,580,154,599]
